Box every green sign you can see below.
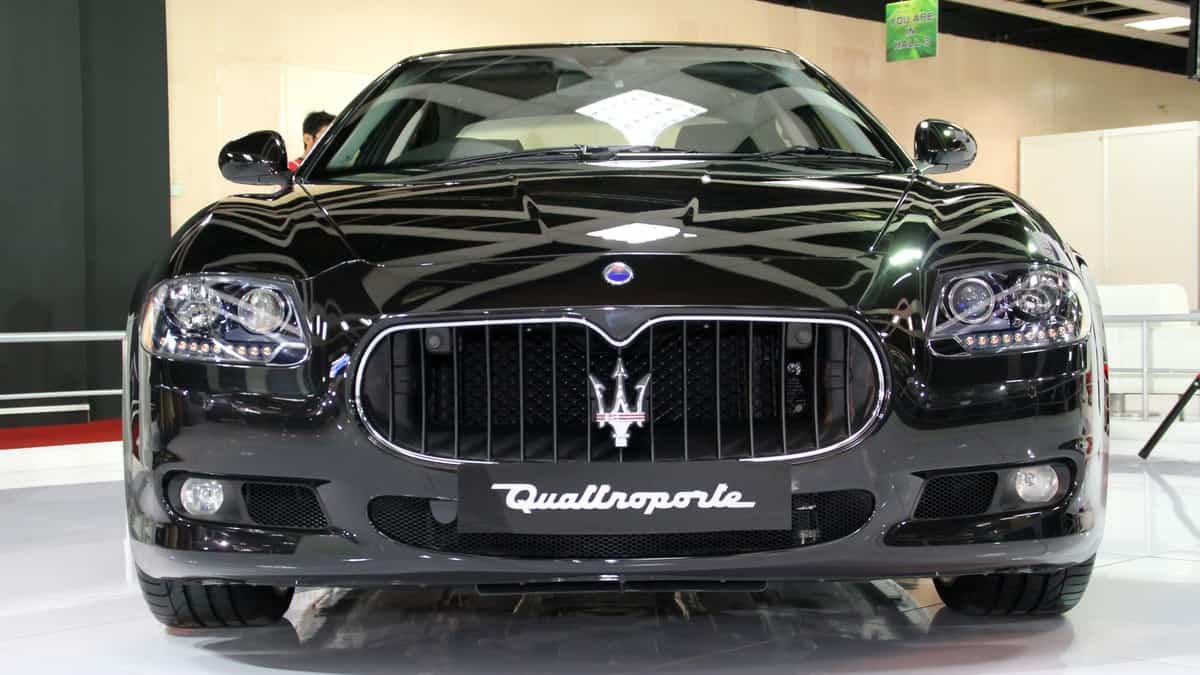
[886,0,938,62]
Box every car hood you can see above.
[297,165,916,313]
[303,165,914,267]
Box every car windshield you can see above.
[307,44,906,179]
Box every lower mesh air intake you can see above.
[913,472,999,519]
[242,482,329,530]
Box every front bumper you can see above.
[131,532,1101,588]
[126,333,1106,587]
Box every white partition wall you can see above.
[1020,122,1200,309]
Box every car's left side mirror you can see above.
[218,130,292,186]
[914,119,977,175]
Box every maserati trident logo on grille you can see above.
[588,357,650,448]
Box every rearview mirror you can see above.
[914,119,977,175]
[218,130,291,186]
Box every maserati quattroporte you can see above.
[126,43,1106,627]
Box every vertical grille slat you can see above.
[563,325,588,461]
[812,326,821,449]
[747,323,755,458]
[485,326,492,461]
[682,321,689,461]
[486,327,521,459]
[749,324,781,457]
[551,324,558,463]
[845,327,853,436]
[419,330,427,453]
[452,327,460,459]
[585,329,592,463]
[779,323,787,456]
[648,324,655,463]
[715,321,722,460]
[362,318,881,464]
[683,322,718,460]
[518,328,525,462]
[386,334,395,442]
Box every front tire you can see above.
[933,556,1094,616]
[137,569,293,628]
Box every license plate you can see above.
[457,462,791,534]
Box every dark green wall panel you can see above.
[0,0,169,423]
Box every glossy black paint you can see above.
[218,130,292,187]
[125,43,1107,588]
[914,119,978,175]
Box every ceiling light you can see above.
[576,90,706,146]
[587,223,682,244]
[1124,16,1191,31]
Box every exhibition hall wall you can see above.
[165,0,1200,234]
[1022,123,1200,307]
[0,0,169,422]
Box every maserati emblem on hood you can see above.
[602,261,634,286]
[588,358,650,447]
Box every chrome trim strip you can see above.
[352,314,888,468]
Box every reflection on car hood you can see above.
[302,165,914,268]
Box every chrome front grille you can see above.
[355,316,883,464]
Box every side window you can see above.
[326,98,484,171]
[385,104,430,163]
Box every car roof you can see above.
[396,41,796,67]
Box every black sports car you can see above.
[126,43,1107,627]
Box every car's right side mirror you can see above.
[914,119,977,175]
[218,130,291,186]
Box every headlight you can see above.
[166,281,222,330]
[929,264,1090,355]
[238,287,288,334]
[139,274,309,366]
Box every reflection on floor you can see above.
[4,436,1200,674]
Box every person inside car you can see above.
[288,110,335,172]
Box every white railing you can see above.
[1103,313,1200,420]
[0,331,125,419]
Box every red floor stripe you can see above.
[0,419,121,450]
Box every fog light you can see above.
[180,478,224,516]
[1013,465,1059,504]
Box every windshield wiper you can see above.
[429,144,713,169]
[756,146,895,165]
[424,145,590,169]
[337,144,893,178]
[587,145,704,157]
